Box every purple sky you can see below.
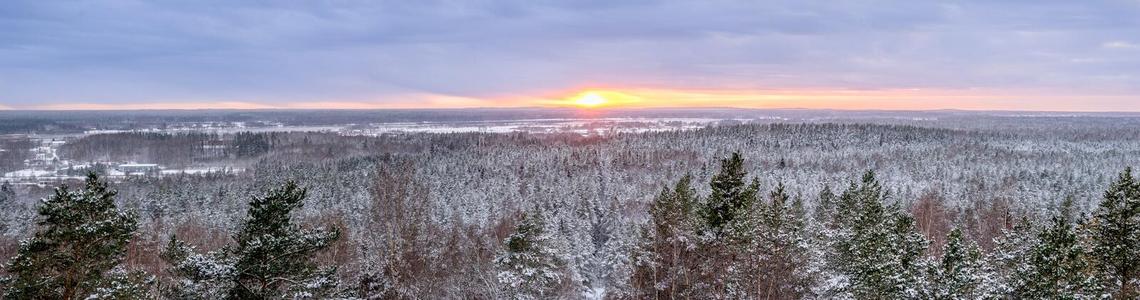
[1,1,1139,110]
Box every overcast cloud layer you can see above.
[1,0,1139,110]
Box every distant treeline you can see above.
[0,137,34,174]
[5,109,1140,134]
[58,132,257,166]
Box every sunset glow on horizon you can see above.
[512,87,1137,112]
[572,92,608,108]
[10,87,1136,112]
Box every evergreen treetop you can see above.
[1090,167,1140,298]
[926,227,984,299]
[829,170,927,299]
[162,181,342,299]
[496,212,565,300]
[701,152,758,235]
[1017,213,1102,299]
[2,173,142,300]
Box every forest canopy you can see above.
[1,120,1138,299]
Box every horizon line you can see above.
[3,106,1140,115]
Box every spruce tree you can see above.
[2,173,146,300]
[809,185,844,297]
[926,227,984,299]
[697,152,759,297]
[985,217,1036,298]
[495,213,564,300]
[829,171,928,299]
[1089,167,1140,298]
[700,152,757,235]
[885,210,928,298]
[813,185,836,226]
[752,183,816,298]
[162,181,342,299]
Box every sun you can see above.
[552,90,639,108]
[572,92,608,107]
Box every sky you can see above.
[1,0,1139,111]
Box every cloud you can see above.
[1,0,1139,109]
[1104,41,1140,49]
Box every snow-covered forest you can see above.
[1,112,1140,299]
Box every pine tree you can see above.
[2,173,147,300]
[652,175,698,237]
[633,154,768,299]
[631,175,699,298]
[495,213,565,300]
[160,237,237,299]
[1015,213,1102,299]
[925,227,984,299]
[162,181,342,299]
[88,267,154,300]
[1089,167,1140,298]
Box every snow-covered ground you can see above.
[159,167,244,175]
[2,166,244,184]
[3,169,55,178]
